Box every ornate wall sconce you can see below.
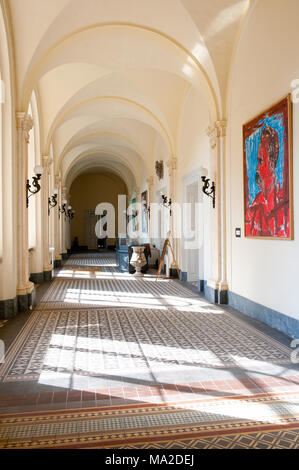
[26,166,43,207]
[161,194,172,216]
[48,189,58,215]
[67,206,75,220]
[58,200,67,219]
[201,176,215,208]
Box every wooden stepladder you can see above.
[156,232,180,281]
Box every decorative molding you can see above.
[55,174,61,187]
[206,125,218,149]
[206,120,227,148]
[166,156,177,175]
[42,155,53,169]
[216,120,227,137]
[16,112,33,143]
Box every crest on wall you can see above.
[155,160,164,180]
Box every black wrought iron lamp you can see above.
[161,194,172,216]
[201,176,215,209]
[26,166,44,207]
[58,200,67,219]
[48,189,58,215]
[67,206,75,221]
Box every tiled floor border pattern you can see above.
[0,391,299,449]
[1,376,299,413]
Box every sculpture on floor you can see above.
[130,246,147,277]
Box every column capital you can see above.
[206,125,218,149]
[206,120,227,148]
[62,186,68,200]
[146,176,154,189]
[166,156,177,175]
[16,112,33,143]
[16,112,33,131]
[55,174,61,187]
[42,155,53,169]
[215,120,227,137]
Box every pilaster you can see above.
[166,156,178,270]
[42,155,53,274]
[146,176,154,238]
[206,120,228,303]
[16,112,35,303]
[61,187,68,254]
[54,174,62,262]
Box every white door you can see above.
[186,181,199,282]
[85,211,98,249]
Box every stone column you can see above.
[54,174,62,268]
[16,112,35,310]
[42,155,53,280]
[135,186,141,236]
[206,120,228,303]
[61,187,68,258]
[166,156,179,275]
[146,176,154,239]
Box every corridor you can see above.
[0,252,299,449]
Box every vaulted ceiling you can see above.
[7,0,251,190]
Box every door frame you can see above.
[181,169,205,282]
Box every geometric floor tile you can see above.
[1,392,299,449]
[1,251,299,449]
[0,303,293,383]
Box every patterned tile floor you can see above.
[0,251,299,448]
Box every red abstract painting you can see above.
[243,95,293,239]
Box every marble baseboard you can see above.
[169,268,179,279]
[30,270,53,284]
[199,280,206,293]
[0,290,37,318]
[228,291,299,339]
[198,278,298,338]
[17,289,36,313]
[29,272,44,284]
[180,271,187,282]
[0,297,18,319]
[43,270,52,282]
[205,284,228,305]
[54,260,62,269]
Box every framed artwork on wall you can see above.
[141,190,148,233]
[243,94,293,239]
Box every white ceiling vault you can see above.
[7,0,252,190]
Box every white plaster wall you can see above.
[177,86,211,280]
[228,0,299,319]
[0,1,18,301]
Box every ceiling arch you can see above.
[22,23,220,119]
[48,95,174,158]
[7,0,252,189]
[64,152,136,195]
